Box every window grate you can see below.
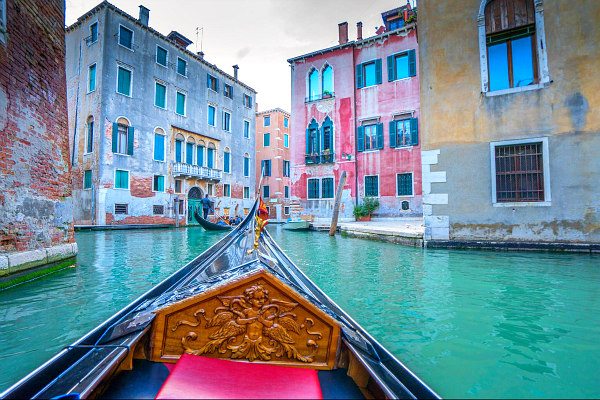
[115,203,128,214]
[153,205,164,215]
[495,142,544,202]
[365,176,379,197]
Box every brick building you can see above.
[256,108,291,221]
[66,2,257,226]
[287,4,421,219]
[0,0,77,276]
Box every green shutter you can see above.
[377,123,384,149]
[408,49,416,77]
[155,83,166,108]
[112,123,118,153]
[117,67,130,95]
[206,74,210,88]
[305,128,310,154]
[389,121,396,148]
[127,126,134,155]
[357,126,364,152]
[387,55,394,82]
[410,118,419,146]
[224,152,230,173]
[356,64,363,89]
[375,59,382,84]
[154,133,164,161]
[89,64,96,91]
[215,78,219,92]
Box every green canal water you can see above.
[1,226,599,398]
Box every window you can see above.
[261,160,271,176]
[153,175,165,192]
[223,149,230,173]
[88,64,96,92]
[196,144,204,166]
[243,186,250,199]
[322,65,333,95]
[389,118,418,148]
[308,68,319,101]
[186,142,193,164]
[357,123,383,151]
[208,183,213,195]
[222,111,231,131]
[356,59,382,88]
[224,84,233,99]
[387,50,416,81]
[116,66,132,96]
[321,178,334,199]
[284,206,290,215]
[83,170,92,189]
[243,94,252,108]
[153,205,164,215]
[397,173,413,196]
[264,115,270,127]
[263,132,270,147]
[112,119,133,155]
[154,129,165,161]
[284,117,289,128]
[492,139,549,203]
[283,160,290,177]
[284,133,289,148]
[85,116,94,153]
[115,169,129,189]
[156,46,167,66]
[307,178,320,199]
[175,139,183,162]
[176,91,186,116]
[175,179,182,193]
[207,74,218,91]
[177,57,187,76]
[115,203,128,214]
[208,105,216,126]
[155,82,166,108]
[244,120,250,138]
[89,22,98,44]
[263,185,270,198]
[0,0,6,44]
[243,154,250,177]
[207,146,215,168]
[284,186,289,199]
[224,184,231,197]
[306,120,319,156]
[322,119,333,152]
[118,25,133,49]
[364,175,379,197]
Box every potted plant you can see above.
[353,197,379,221]
[322,90,333,99]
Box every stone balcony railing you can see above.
[172,162,222,181]
[305,152,334,165]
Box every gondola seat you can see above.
[155,354,323,399]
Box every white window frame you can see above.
[307,178,320,200]
[114,116,131,156]
[176,57,187,77]
[364,174,380,198]
[263,115,271,127]
[83,170,93,190]
[152,174,165,193]
[87,63,97,93]
[243,94,252,108]
[223,183,231,198]
[361,59,379,89]
[243,186,250,199]
[88,21,98,45]
[243,119,251,139]
[222,110,232,132]
[284,185,290,199]
[84,117,94,155]
[174,179,183,194]
[263,132,270,147]
[156,45,168,67]
[114,168,130,190]
[320,176,335,200]
[118,24,134,51]
[116,63,133,97]
[175,90,187,116]
[207,183,214,196]
[224,83,233,99]
[490,136,551,207]
[207,74,218,92]
[396,172,415,198]
[207,104,216,126]
[154,80,167,109]
[153,128,166,162]
[223,149,231,174]
[243,155,250,177]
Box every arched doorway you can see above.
[187,186,204,224]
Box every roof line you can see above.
[67,1,257,94]
[256,108,290,116]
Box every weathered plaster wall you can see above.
[0,0,75,253]
[419,0,600,242]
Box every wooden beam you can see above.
[329,171,347,236]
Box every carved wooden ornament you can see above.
[149,270,341,370]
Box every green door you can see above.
[187,187,204,225]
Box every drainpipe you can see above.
[71,37,82,166]
[352,45,358,206]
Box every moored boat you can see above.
[194,211,233,231]
[0,200,440,400]
[283,219,311,231]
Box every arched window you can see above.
[321,117,334,162]
[153,127,165,161]
[85,116,94,154]
[305,119,319,163]
[186,138,195,165]
[243,153,250,177]
[308,68,319,101]
[207,143,216,168]
[322,65,333,97]
[113,117,132,155]
[196,140,205,167]
[174,133,185,163]
[479,0,548,93]
[223,147,231,174]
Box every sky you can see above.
[66,0,407,112]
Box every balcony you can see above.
[172,162,222,181]
[305,92,335,103]
[305,152,335,165]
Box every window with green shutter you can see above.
[117,66,132,96]
[243,156,250,177]
[224,184,231,197]
[243,187,250,199]
[263,185,270,198]
[83,170,92,189]
[264,115,270,126]
[208,105,216,126]
[154,132,165,161]
[284,134,289,148]
[112,122,133,155]
[244,120,250,138]
[177,57,187,76]
[153,175,164,192]
[307,178,319,199]
[115,170,129,189]
[207,147,214,168]
[156,46,168,66]
[155,82,166,108]
[186,142,193,164]
[397,173,413,196]
[284,185,289,198]
[284,117,289,128]
[176,92,186,116]
[207,74,218,91]
[175,140,183,162]
[364,175,379,197]
[118,25,133,49]
[283,160,290,177]
[197,145,204,166]
[224,151,230,173]
[88,64,96,92]
[222,111,231,131]
[359,59,382,88]
[89,22,98,44]
[86,116,94,153]
[387,50,416,81]
[321,177,334,199]
[263,133,270,147]
[261,160,271,176]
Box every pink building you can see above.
[287,5,421,219]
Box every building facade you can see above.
[255,109,291,221]
[419,0,600,245]
[288,5,421,219]
[0,0,77,276]
[66,2,256,226]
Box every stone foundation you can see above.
[0,243,78,278]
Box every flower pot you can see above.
[356,215,371,222]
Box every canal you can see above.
[0,226,599,398]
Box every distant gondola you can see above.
[194,211,233,231]
[0,199,440,400]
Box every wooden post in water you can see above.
[329,171,347,236]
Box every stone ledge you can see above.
[0,243,78,277]
[424,240,600,253]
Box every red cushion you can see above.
[155,354,323,399]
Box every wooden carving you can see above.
[149,271,340,369]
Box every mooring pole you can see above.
[174,197,180,228]
[329,171,347,236]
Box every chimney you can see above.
[233,65,239,80]
[338,22,348,45]
[356,21,363,40]
[197,51,204,59]
[138,5,149,26]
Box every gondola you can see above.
[194,211,233,231]
[0,199,440,400]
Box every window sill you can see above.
[394,145,417,150]
[83,151,94,156]
[485,83,545,97]
[118,43,134,52]
[156,62,168,68]
[153,159,165,163]
[116,91,132,98]
[492,201,551,207]
[114,153,130,157]
[154,105,167,111]
[113,188,130,191]
[176,73,188,78]
[391,76,413,83]
[361,150,380,154]
[207,88,218,94]
[396,194,415,198]
[87,89,96,94]
[175,113,187,117]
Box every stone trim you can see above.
[0,243,78,277]
[422,149,449,241]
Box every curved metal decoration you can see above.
[247,198,269,254]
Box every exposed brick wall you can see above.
[0,0,74,252]
[130,176,154,198]
[105,213,177,226]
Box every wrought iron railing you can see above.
[172,162,222,180]
[305,152,335,165]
